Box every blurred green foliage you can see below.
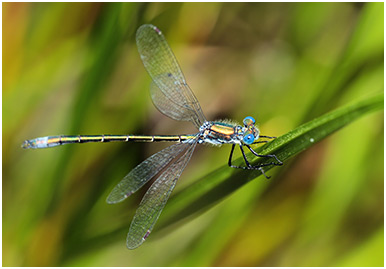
[3,2,383,266]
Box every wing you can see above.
[136,24,206,129]
[126,141,197,249]
[106,142,191,204]
[149,77,199,123]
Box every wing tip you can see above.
[106,191,132,204]
[126,229,151,250]
[137,24,161,35]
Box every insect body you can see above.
[23,24,282,249]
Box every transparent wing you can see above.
[149,78,197,122]
[136,24,206,129]
[126,141,197,249]
[106,142,191,204]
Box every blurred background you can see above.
[3,2,383,266]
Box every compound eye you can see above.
[243,134,255,144]
[243,116,256,125]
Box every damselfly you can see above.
[22,24,283,249]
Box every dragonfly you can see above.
[22,24,283,249]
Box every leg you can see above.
[228,144,237,168]
[239,145,272,178]
[245,144,283,166]
[228,144,271,179]
[251,135,276,145]
[259,135,276,139]
[252,140,270,145]
[228,144,252,169]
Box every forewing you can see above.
[126,141,197,249]
[136,24,206,128]
[106,142,190,204]
[150,78,195,122]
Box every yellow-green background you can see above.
[3,2,383,266]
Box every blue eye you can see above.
[243,134,255,144]
[243,116,255,125]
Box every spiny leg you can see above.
[227,144,270,179]
[228,144,253,169]
[245,144,283,166]
[239,145,271,178]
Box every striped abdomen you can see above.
[22,134,197,149]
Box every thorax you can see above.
[199,121,242,145]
